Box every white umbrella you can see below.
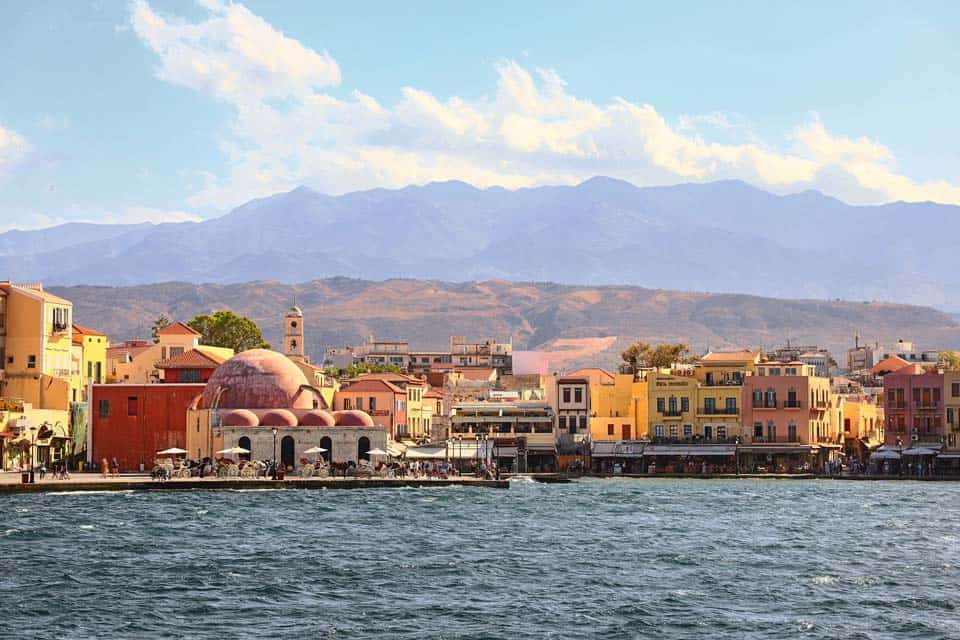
[303,446,327,454]
[216,446,250,455]
[901,447,937,456]
[157,447,188,455]
[367,448,389,456]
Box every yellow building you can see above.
[648,371,698,441]
[587,372,646,441]
[107,322,232,384]
[71,324,108,403]
[841,394,884,460]
[691,350,760,443]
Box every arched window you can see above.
[787,420,797,442]
[765,388,777,408]
[290,340,297,350]
[320,436,332,462]
[291,321,298,329]
[767,420,777,442]
[238,436,251,461]
[358,436,371,461]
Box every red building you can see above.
[91,383,204,471]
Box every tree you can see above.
[620,341,650,372]
[939,351,960,371]
[151,314,171,343]
[646,343,689,369]
[187,311,270,353]
[324,362,401,378]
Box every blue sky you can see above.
[1,0,959,230]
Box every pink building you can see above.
[739,362,839,472]
[882,364,944,447]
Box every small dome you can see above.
[287,306,303,317]
[333,410,376,427]
[222,409,258,427]
[259,409,298,427]
[300,410,336,427]
[201,349,312,410]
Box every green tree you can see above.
[646,343,690,369]
[324,362,402,378]
[187,311,270,353]
[151,314,171,343]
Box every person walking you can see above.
[39,462,46,480]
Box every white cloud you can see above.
[0,124,31,179]
[0,207,201,233]
[130,1,960,208]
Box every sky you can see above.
[1,0,959,231]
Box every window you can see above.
[87,361,93,378]
[344,398,352,410]
[180,369,201,383]
[562,388,571,403]
[668,397,677,413]
[681,397,689,412]
[98,399,110,418]
[788,421,797,442]
[769,367,781,376]
[579,415,587,429]
[953,383,960,398]
[369,397,376,411]
[716,425,726,440]
[52,307,69,332]
[654,424,664,437]
[753,422,763,438]
[574,388,583,403]
[27,354,36,369]
[127,396,138,416]
[767,421,777,442]
[786,367,797,375]
[169,347,184,358]
[704,397,715,413]
[669,424,679,438]
[704,425,713,441]
[752,389,762,406]
[558,416,567,429]
[725,397,737,412]
[683,424,692,437]
[607,423,614,436]
[657,397,666,413]
[949,408,955,425]
[356,397,363,411]
[765,389,776,408]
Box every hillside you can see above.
[51,278,960,371]
[7,177,960,309]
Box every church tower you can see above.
[284,305,306,362]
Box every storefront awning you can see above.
[404,447,447,460]
[936,452,960,459]
[739,445,818,454]
[858,438,882,450]
[643,445,736,457]
[592,441,644,457]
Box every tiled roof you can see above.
[156,348,229,369]
[701,350,760,364]
[869,355,910,375]
[72,324,106,336]
[155,321,201,336]
[340,378,405,393]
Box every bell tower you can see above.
[284,305,305,362]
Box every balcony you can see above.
[659,409,684,420]
[696,407,738,416]
[783,400,802,409]
[914,402,942,410]
[752,402,777,410]
[701,379,744,387]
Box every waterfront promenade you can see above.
[0,471,508,493]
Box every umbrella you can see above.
[216,446,250,455]
[901,447,937,456]
[157,447,188,455]
[303,446,327,454]
[871,450,901,460]
[367,448,389,456]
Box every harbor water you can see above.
[2,478,959,639]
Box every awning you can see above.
[0,431,14,439]
[404,446,447,460]
[592,441,644,457]
[739,445,818,454]
[526,447,556,456]
[858,438,882,450]
[936,452,960,459]
[643,445,736,457]
[901,447,938,456]
[871,450,901,460]
[491,446,518,458]
[387,442,407,457]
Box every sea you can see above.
[1,478,959,639]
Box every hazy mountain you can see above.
[7,178,960,309]
[52,278,960,371]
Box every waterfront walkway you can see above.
[0,471,508,493]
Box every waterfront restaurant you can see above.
[450,400,555,472]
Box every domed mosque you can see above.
[186,307,386,468]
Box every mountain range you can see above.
[51,278,960,372]
[5,177,960,309]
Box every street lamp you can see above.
[272,427,279,479]
[28,425,37,484]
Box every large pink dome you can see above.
[200,349,313,410]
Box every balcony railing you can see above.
[914,402,942,410]
[783,400,802,408]
[659,409,684,417]
[701,379,744,387]
[752,401,777,409]
[697,407,738,416]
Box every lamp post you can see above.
[475,433,480,476]
[28,425,37,484]
[272,427,279,479]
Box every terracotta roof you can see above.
[155,321,201,336]
[424,389,443,398]
[701,350,760,364]
[458,368,497,381]
[340,378,405,394]
[107,342,155,360]
[889,363,927,376]
[869,355,910,375]
[72,324,106,337]
[156,348,229,369]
